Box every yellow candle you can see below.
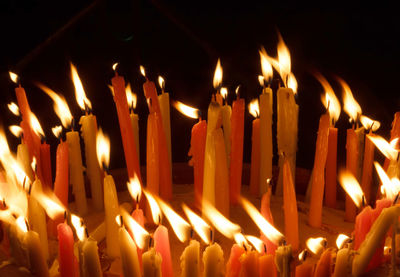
[333,247,353,277]
[220,87,232,166]
[180,239,201,277]
[82,239,102,277]
[118,223,141,277]
[158,77,172,176]
[143,248,162,277]
[103,174,120,258]
[130,112,140,165]
[16,142,34,182]
[25,230,49,277]
[275,244,292,277]
[203,242,225,277]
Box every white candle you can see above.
[203,242,225,277]
[25,230,49,277]
[180,240,201,277]
[275,244,292,277]
[143,248,162,277]
[118,221,141,277]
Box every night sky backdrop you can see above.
[0,1,399,177]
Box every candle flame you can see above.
[277,34,291,84]
[220,87,228,100]
[143,190,161,225]
[125,83,137,110]
[158,76,165,90]
[360,115,380,132]
[287,72,298,94]
[33,190,66,219]
[336,234,350,249]
[112,63,119,72]
[245,235,265,254]
[52,125,62,139]
[384,246,391,256]
[259,48,273,82]
[71,214,85,241]
[157,197,191,243]
[71,63,92,111]
[31,157,37,174]
[8,102,20,116]
[172,101,199,119]
[115,215,122,227]
[121,208,149,249]
[127,174,142,202]
[338,170,364,208]
[368,134,398,161]
[375,162,400,200]
[140,65,146,77]
[37,83,73,128]
[16,216,28,233]
[298,250,307,261]
[182,204,211,244]
[306,237,326,255]
[248,99,259,118]
[241,197,284,245]
[316,73,341,124]
[258,75,265,87]
[339,78,362,123]
[96,128,110,170]
[30,112,44,138]
[234,233,250,250]
[203,201,240,240]
[213,59,223,89]
[9,125,23,138]
[9,71,19,84]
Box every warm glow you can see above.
[96,128,110,169]
[306,237,326,255]
[9,72,19,84]
[9,125,23,138]
[158,76,165,90]
[127,174,142,202]
[31,157,37,174]
[33,190,65,220]
[360,115,380,132]
[369,134,398,161]
[277,34,291,84]
[298,250,308,261]
[339,78,362,123]
[71,63,92,111]
[220,87,228,100]
[172,101,199,119]
[246,235,265,254]
[37,83,73,128]
[259,48,273,82]
[71,214,85,241]
[234,233,250,250]
[121,209,149,249]
[213,59,223,89]
[8,102,20,116]
[157,197,191,243]
[203,201,240,240]
[140,65,146,77]
[287,72,298,94]
[241,197,284,245]
[248,99,259,118]
[316,73,341,124]
[143,190,161,225]
[112,63,119,72]
[336,234,350,249]
[258,75,265,87]
[52,125,62,139]
[16,216,28,233]
[115,215,122,227]
[125,83,137,110]
[30,112,44,138]
[375,162,400,200]
[182,204,211,244]
[339,170,364,208]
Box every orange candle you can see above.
[249,99,260,196]
[40,140,52,188]
[229,97,245,204]
[325,127,338,208]
[308,113,330,228]
[283,159,299,251]
[260,188,277,254]
[146,113,159,219]
[111,68,141,180]
[260,254,277,277]
[214,128,230,217]
[313,248,333,277]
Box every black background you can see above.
[0,1,399,175]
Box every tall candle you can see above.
[308,113,330,228]
[58,223,77,277]
[118,219,141,277]
[154,224,173,277]
[26,230,49,277]
[39,140,52,188]
[214,128,230,217]
[283,159,299,251]
[158,76,172,178]
[180,239,201,277]
[220,87,232,166]
[126,83,140,165]
[103,173,120,258]
[203,242,225,277]
[146,112,159,220]
[249,113,260,196]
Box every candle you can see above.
[258,49,274,195]
[126,83,140,165]
[82,239,102,277]
[111,64,142,180]
[226,235,246,276]
[229,88,245,204]
[239,250,259,277]
[58,222,78,277]
[383,112,400,172]
[180,239,200,277]
[308,112,330,228]
[275,244,292,277]
[26,229,50,277]
[158,76,172,176]
[248,100,260,196]
[214,127,230,217]
[39,139,52,188]
[246,235,277,277]
[29,112,46,184]
[143,248,162,277]
[333,235,353,277]
[10,126,34,182]
[313,248,333,277]
[260,185,277,254]
[146,111,159,218]
[283,159,299,251]
[141,66,172,200]
[203,242,225,277]
[220,87,232,166]
[295,250,315,277]
[71,64,104,211]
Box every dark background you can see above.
[0,1,399,174]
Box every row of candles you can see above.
[1,34,400,276]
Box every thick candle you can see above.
[325,127,338,208]
[259,254,277,277]
[275,244,292,277]
[333,247,352,277]
[239,251,259,277]
[226,244,245,277]
[154,224,173,277]
[25,230,49,277]
[180,239,200,277]
[103,174,120,258]
[203,242,225,277]
[58,223,77,277]
[82,239,102,277]
[142,248,162,277]
[214,128,230,217]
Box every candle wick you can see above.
[263,243,267,254]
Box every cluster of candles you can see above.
[1,34,400,277]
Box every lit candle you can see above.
[71,63,103,211]
[146,108,159,220]
[333,234,353,277]
[305,237,331,277]
[315,73,341,209]
[158,76,172,177]
[383,112,400,172]
[258,49,274,195]
[220,87,232,166]
[203,242,225,277]
[58,222,78,277]
[126,83,140,165]
[214,127,230,217]
[142,248,162,277]
[369,134,399,179]
[29,112,47,186]
[26,228,50,277]
[9,125,34,182]
[248,99,261,196]
[226,233,247,276]
[246,235,277,277]
[340,78,364,222]
[260,184,277,254]
[295,250,315,277]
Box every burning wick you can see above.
[112,63,119,75]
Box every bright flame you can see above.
[30,112,44,138]
[339,78,362,123]
[125,83,137,110]
[182,204,210,244]
[258,75,265,87]
[143,191,161,225]
[220,87,228,100]
[112,63,119,72]
[127,174,142,202]
[360,115,380,132]
[375,162,400,200]
[9,72,18,84]
[15,216,28,233]
[306,237,326,255]
[31,157,37,173]
[9,125,23,138]
[71,63,92,111]
[37,83,73,128]
[336,234,350,249]
[277,34,291,84]
[33,191,66,219]
[234,233,250,250]
[52,125,62,139]
[241,197,284,245]
[368,134,398,161]
[298,250,307,261]
[246,235,265,254]
[213,59,223,89]
[158,76,165,90]
[157,197,191,243]
[71,214,85,241]
[249,99,260,118]
[8,102,20,116]
[140,66,146,77]
[172,101,199,119]
[96,128,110,169]
[203,201,240,240]
[287,72,298,94]
[259,48,273,82]
[121,208,149,249]
[339,170,364,208]
[316,73,341,124]
[115,215,122,227]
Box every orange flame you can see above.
[248,99,259,118]
[29,112,44,138]
[203,201,240,240]
[9,72,19,84]
[33,190,66,220]
[339,170,364,208]
[71,63,92,111]
[368,134,398,161]
[259,48,273,82]
[96,128,110,170]
[360,116,380,132]
[9,125,23,138]
[139,65,146,77]
[71,214,85,241]
[172,101,199,119]
[220,87,228,100]
[182,204,211,244]
[306,237,326,255]
[127,174,142,202]
[52,126,62,139]
[246,235,265,254]
[143,190,161,225]
[375,162,400,200]
[336,234,350,249]
[277,34,291,83]
[234,233,250,250]
[8,102,20,116]
[213,59,223,89]
[15,216,28,233]
[316,73,341,124]
[339,78,361,123]
[121,208,149,249]
[112,63,119,72]
[125,83,137,110]
[287,72,298,94]
[158,76,165,91]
